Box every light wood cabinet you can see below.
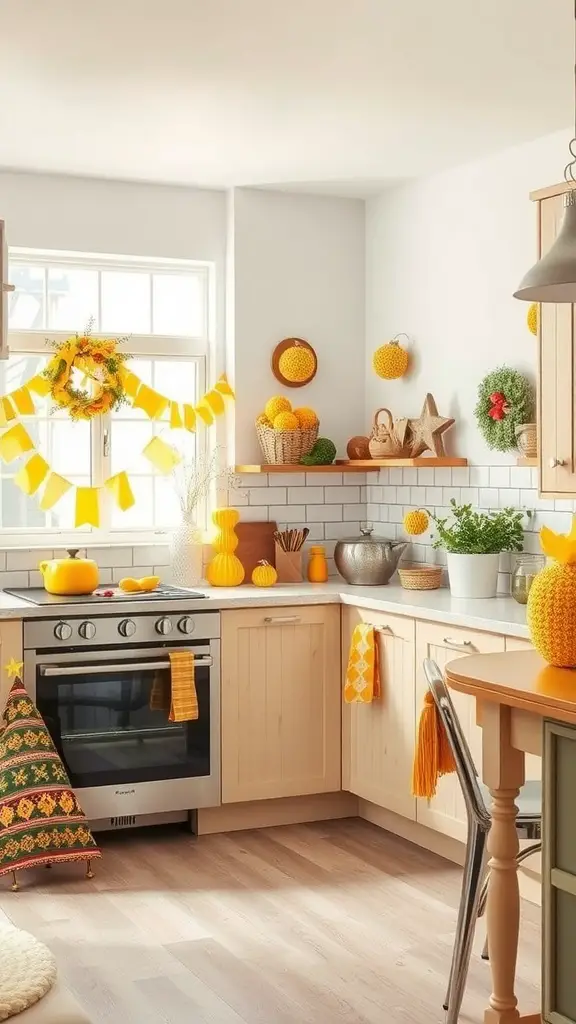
[0,620,23,708]
[341,605,416,819]
[220,605,341,804]
[505,637,541,780]
[415,621,505,842]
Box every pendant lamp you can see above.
[514,1,576,302]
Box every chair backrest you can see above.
[423,659,491,831]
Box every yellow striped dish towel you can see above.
[149,651,198,722]
[344,624,380,703]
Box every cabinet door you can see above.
[341,605,416,818]
[221,605,341,804]
[0,620,23,709]
[539,192,576,496]
[415,622,505,842]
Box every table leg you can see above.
[481,701,526,1024]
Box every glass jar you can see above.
[510,553,545,604]
[307,545,329,583]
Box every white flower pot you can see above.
[446,552,500,599]
[169,519,203,587]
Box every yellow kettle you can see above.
[39,548,99,596]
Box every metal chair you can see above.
[423,659,541,1024]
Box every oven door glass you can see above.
[35,650,211,789]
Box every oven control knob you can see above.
[156,616,172,636]
[177,616,195,635]
[54,621,72,641]
[78,621,96,640]
[118,618,136,638]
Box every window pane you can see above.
[152,274,204,337]
[101,271,150,333]
[8,265,45,330]
[47,267,99,331]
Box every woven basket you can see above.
[515,422,537,458]
[398,564,443,591]
[256,422,319,464]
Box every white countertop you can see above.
[0,581,531,639]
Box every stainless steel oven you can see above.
[22,609,220,830]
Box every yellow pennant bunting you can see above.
[1,398,16,424]
[39,472,72,511]
[27,375,51,397]
[133,384,169,421]
[75,487,100,528]
[215,374,235,398]
[13,453,50,495]
[204,389,225,416]
[121,370,140,400]
[105,471,135,512]
[10,386,35,416]
[195,401,214,426]
[0,423,34,463]
[142,436,181,474]
[169,401,183,430]
[183,404,196,432]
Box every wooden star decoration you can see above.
[5,658,23,679]
[408,393,455,458]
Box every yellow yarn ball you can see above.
[255,413,272,427]
[265,396,292,421]
[293,407,319,429]
[527,562,576,666]
[278,345,315,383]
[373,340,409,380]
[403,509,429,536]
[527,303,538,336]
[273,411,299,430]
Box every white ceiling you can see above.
[0,0,572,195]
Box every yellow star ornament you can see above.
[5,659,23,679]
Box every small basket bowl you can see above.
[398,564,443,591]
[256,422,318,465]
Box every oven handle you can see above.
[39,657,213,677]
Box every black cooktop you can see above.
[4,584,209,606]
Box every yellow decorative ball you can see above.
[273,411,299,430]
[252,560,278,587]
[278,344,315,383]
[527,303,538,337]
[373,340,409,380]
[403,509,429,536]
[293,407,319,429]
[255,413,272,427]
[265,396,292,421]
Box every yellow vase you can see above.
[206,508,245,586]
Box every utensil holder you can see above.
[275,544,303,583]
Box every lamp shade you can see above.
[514,189,576,302]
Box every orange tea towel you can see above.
[150,651,198,722]
[344,624,380,702]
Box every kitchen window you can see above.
[3,250,212,542]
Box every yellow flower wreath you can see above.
[43,334,130,421]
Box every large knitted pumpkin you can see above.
[528,517,576,666]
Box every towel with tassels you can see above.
[411,690,456,798]
[344,623,380,703]
[150,650,198,722]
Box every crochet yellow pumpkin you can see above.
[265,396,291,421]
[403,509,429,536]
[252,560,278,587]
[273,411,299,430]
[293,407,319,429]
[527,516,576,666]
[527,302,538,337]
[278,343,315,383]
[373,339,409,380]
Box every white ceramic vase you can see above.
[446,552,500,599]
[169,517,203,587]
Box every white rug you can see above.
[0,922,57,1021]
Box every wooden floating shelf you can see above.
[516,457,537,467]
[336,458,469,468]
[235,464,378,474]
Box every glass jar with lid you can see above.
[510,553,545,604]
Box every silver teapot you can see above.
[334,525,407,586]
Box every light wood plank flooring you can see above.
[0,818,540,1023]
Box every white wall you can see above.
[231,188,365,464]
[365,127,570,464]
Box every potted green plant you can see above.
[430,500,527,599]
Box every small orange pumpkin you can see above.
[251,560,278,587]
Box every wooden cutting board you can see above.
[236,521,277,584]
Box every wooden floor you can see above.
[0,818,540,1023]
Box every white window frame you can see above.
[2,249,213,548]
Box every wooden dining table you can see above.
[446,648,576,1024]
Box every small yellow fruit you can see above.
[265,396,291,421]
[273,411,299,430]
[293,407,319,429]
[403,509,429,536]
[252,560,278,587]
[278,344,316,383]
[255,413,272,427]
[119,577,141,593]
[138,575,160,591]
[373,340,409,380]
[527,303,538,336]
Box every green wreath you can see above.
[474,366,534,452]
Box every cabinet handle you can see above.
[443,637,475,651]
[263,615,301,624]
[549,457,566,468]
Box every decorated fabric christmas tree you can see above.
[0,664,100,890]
